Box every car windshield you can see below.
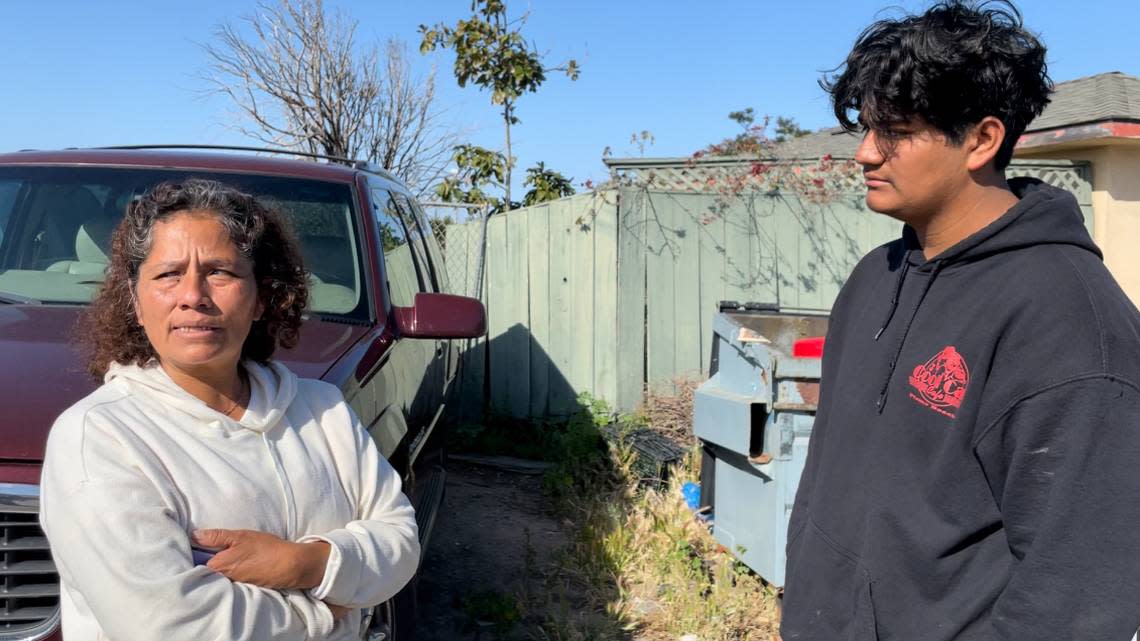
[0,166,367,319]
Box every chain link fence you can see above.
[421,202,489,300]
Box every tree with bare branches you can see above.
[203,0,458,196]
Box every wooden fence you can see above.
[445,159,1093,418]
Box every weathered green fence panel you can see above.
[484,214,514,414]
[568,197,596,405]
[615,187,647,412]
[527,203,552,418]
[671,194,705,385]
[592,192,620,406]
[442,159,1093,417]
[546,197,577,415]
[721,194,777,306]
[697,201,727,374]
[504,210,532,417]
[645,192,678,395]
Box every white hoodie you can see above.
[39,360,420,641]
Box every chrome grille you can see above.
[0,484,59,641]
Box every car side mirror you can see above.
[392,292,487,339]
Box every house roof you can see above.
[1025,71,1140,132]
[767,70,1140,158]
[769,126,860,159]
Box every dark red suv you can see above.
[0,147,485,640]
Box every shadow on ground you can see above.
[413,322,644,640]
[416,458,634,641]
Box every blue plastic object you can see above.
[681,482,701,511]
[681,481,712,523]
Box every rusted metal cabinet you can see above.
[693,308,827,587]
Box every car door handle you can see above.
[436,342,445,357]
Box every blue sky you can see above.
[3,1,1137,195]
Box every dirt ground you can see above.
[415,460,572,641]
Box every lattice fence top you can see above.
[1006,163,1093,204]
[605,158,863,196]
[604,157,1093,204]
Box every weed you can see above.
[450,389,780,640]
[461,588,523,634]
[543,392,780,641]
[448,393,613,467]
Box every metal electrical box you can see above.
[692,307,827,587]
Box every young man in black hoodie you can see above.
[781,2,1140,640]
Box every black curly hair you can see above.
[84,179,308,377]
[822,0,1052,169]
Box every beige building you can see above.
[1014,71,1140,304]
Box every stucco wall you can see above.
[1016,143,1140,305]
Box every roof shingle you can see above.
[1025,71,1140,132]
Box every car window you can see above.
[403,196,451,295]
[0,166,367,319]
[258,193,363,316]
[372,188,425,308]
[390,193,439,293]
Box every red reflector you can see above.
[793,336,825,359]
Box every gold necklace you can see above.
[220,373,248,418]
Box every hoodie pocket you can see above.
[782,517,878,641]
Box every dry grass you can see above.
[639,377,702,448]
[536,390,780,641]
[621,453,779,639]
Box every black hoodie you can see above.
[781,179,1140,641]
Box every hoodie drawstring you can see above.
[874,253,912,341]
[875,260,945,413]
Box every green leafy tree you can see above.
[699,109,811,157]
[774,116,811,143]
[728,108,756,128]
[420,0,579,211]
[435,145,573,213]
[522,162,575,207]
[434,144,508,212]
[705,108,767,156]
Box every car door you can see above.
[368,183,439,463]
[402,196,461,391]
[388,192,448,420]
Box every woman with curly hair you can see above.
[39,179,419,641]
